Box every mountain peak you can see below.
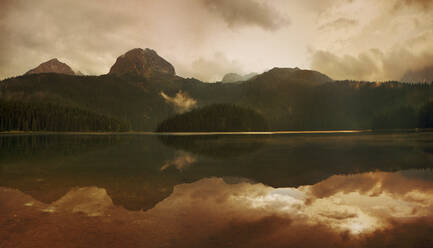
[109,48,175,78]
[47,58,59,63]
[25,58,75,75]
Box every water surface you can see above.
[1,132,433,247]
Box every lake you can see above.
[1,131,433,247]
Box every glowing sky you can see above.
[1,0,433,81]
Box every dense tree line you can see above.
[0,100,128,132]
[1,72,433,131]
[240,78,433,130]
[0,73,175,130]
[156,104,268,132]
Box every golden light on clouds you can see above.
[1,0,432,81]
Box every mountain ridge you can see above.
[1,48,432,132]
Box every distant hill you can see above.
[253,67,332,86]
[156,104,268,132]
[222,72,258,83]
[25,58,75,75]
[1,48,433,132]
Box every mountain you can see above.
[1,48,433,132]
[253,67,332,86]
[222,72,258,83]
[108,48,175,78]
[401,66,433,83]
[25,58,75,75]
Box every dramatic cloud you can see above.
[310,0,433,81]
[199,0,289,31]
[160,90,197,113]
[311,47,433,81]
[1,0,433,82]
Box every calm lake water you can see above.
[1,131,433,247]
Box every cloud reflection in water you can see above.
[1,170,433,248]
[160,152,197,172]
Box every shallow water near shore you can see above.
[1,131,433,247]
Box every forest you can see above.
[0,71,433,132]
[156,104,268,132]
[0,100,128,132]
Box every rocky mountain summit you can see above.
[222,72,258,83]
[109,48,175,78]
[25,58,75,75]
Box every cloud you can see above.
[0,0,141,78]
[0,0,291,81]
[1,0,432,82]
[311,49,381,81]
[160,90,197,113]
[198,0,289,31]
[394,0,433,10]
[311,47,433,81]
[302,0,433,14]
[298,0,352,13]
[309,0,433,81]
[0,0,277,80]
[318,18,358,31]
[176,52,244,82]
[309,171,433,199]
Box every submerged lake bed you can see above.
[1,131,433,247]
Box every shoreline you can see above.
[1,129,432,136]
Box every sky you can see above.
[1,0,432,82]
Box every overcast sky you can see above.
[1,0,432,82]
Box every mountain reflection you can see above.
[1,170,432,248]
[1,133,433,212]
